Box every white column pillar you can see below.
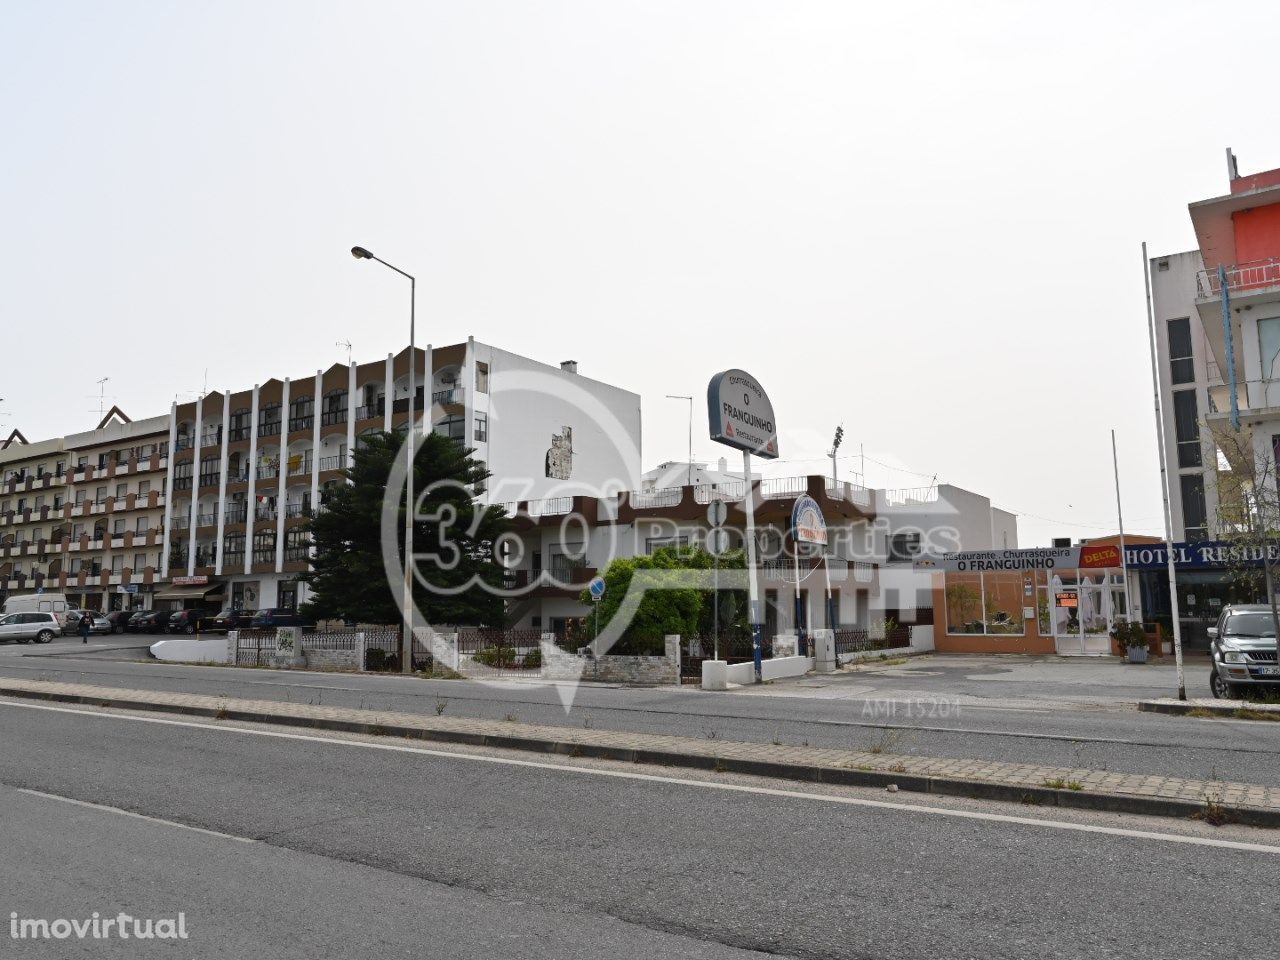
[214,389,230,575]
[275,378,290,573]
[160,402,177,579]
[346,360,357,470]
[310,369,321,513]
[383,352,393,434]
[187,396,202,577]
[244,384,259,577]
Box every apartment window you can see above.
[1167,317,1194,384]
[134,552,147,571]
[138,480,150,496]
[434,416,465,443]
[74,490,86,506]
[228,407,252,441]
[95,486,107,504]
[113,519,125,535]
[34,495,44,509]
[474,414,488,443]
[111,556,123,575]
[475,362,489,394]
[72,523,84,538]
[136,517,149,534]
[52,495,63,509]
[77,456,88,469]
[97,452,109,469]
[259,402,282,436]
[55,460,65,476]
[1181,474,1208,539]
[115,483,127,499]
[70,558,82,574]
[1172,390,1202,468]
[321,389,348,426]
[889,531,922,562]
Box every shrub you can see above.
[474,645,517,668]
[365,648,387,671]
[1110,619,1148,649]
[522,647,542,670]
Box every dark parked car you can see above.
[250,608,313,629]
[133,610,177,634]
[105,611,136,634]
[125,610,154,632]
[208,608,258,633]
[166,608,220,634]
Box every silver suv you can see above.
[0,612,60,644]
[1208,604,1280,698]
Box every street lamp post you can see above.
[351,245,416,675]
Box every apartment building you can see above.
[0,411,170,611]
[1152,150,1280,540]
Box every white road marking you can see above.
[3,696,1279,855]
[14,786,257,843]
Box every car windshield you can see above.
[1223,613,1278,638]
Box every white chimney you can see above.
[560,360,578,374]
[718,457,728,473]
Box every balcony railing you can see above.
[284,545,310,561]
[258,420,282,437]
[224,505,248,524]
[199,472,220,488]
[196,511,219,527]
[256,464,278,481]
[228,426,252,442]
[882,486,939,507]
[629,487,683,509]
[200,429,222,448]
[318,455,343,472]
[223,551,245,566]
[284,502,309,519]
[1197,258,1280,299]
[252,549,275,564]
[355,401,385,421]
[432,387,462,405]
[255,505,278,521]
[320,409,348,426]
[286,456,312,477]
[288,415,313,432]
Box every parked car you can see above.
[0,612,60,644]
[1208,604,1280,699]
[249,608,313,629]
[126,610,154,632]
[133,610,178,634]
[208,608,258,633]
[166,608,219,635]
[1,593,70,632]
[105,611,136,634]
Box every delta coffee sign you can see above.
[706,368,778,460]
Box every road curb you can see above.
[1139,698,1280,719]
[4,681,1278,829]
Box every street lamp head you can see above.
[350,246,374,260]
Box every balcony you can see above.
[223,550,245,566]
[252,549,275,565]
[318,455,343,472]
[198,472,221,488]
[288,415,313,432]
[286,455,312,477]
[255,504,278,522]
[284,502,309,519]
[355,401,385,421]
[432,387,463,406]
[284,545,310,562]
[258,420,282,438]
[196,510,219,528]
[320,408,348,427]
[200,429,223,448]
[1196,257,1280,300]
[224,505,248,524]
[228,425,252,442]
[256,464,279,481]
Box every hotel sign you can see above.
[706,369,778,460]
[171,575,209,586]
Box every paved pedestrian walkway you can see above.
[3,676,1279,826]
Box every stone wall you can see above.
[540,635,681,685]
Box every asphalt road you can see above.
[1,696,1277,959]
[1,638,1275,787]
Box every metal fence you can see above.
[456,628,544,675]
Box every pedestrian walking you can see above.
[79,612,92,644]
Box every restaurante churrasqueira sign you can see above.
[914,547,1081,572]
[706,368,778,460]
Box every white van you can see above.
[2,594,71,633]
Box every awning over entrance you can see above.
[153,582,224,601]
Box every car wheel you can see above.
[1210,669,1237,700]
[184,625,195,634]
[36,630,55,644]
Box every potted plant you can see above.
[1111,619,1149,663]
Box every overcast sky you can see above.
[3,1,1279,545]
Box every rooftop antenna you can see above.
[87,378,113,419]
[337,339,353,364]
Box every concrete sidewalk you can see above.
[3,676,1279,827]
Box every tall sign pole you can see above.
[707,369,778,683]
[1111,428,1133,622]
